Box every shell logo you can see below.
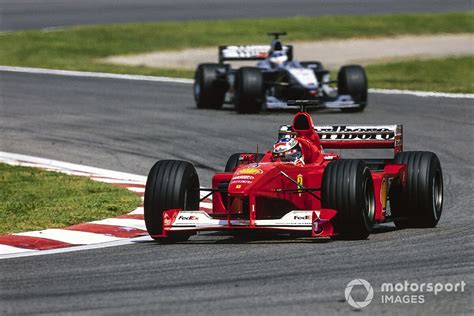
[297,174,303,197]
[237,167,263,175]
[380,178,388,210]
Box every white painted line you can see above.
[0,66,193,84]
[369,88,474,99]
[0,161,93,177]
[200,202,213,209]
[16,229,124,245]
[200,191,213,199]
[0,235,153,260]
[0,152,217,259]
[129,204,212,214]
[129,207,144,215]
[89,177,145,185]
[0,152,151,259]
[0,245,37,255]
[92,218,146,231]
[1,66,473,99]
[0,151,147,183]
[127,187,145,193]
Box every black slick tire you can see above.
[390,151,443,228]
[225,153,265,172]
[144,160,200,241]
[337,65,368,113]
[194,63,227,109]
[234,67,264,114]
[321,159,375,239]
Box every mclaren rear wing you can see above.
[218,45,293,63]
[279,124,403,155]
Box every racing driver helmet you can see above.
[269,50,288,66]
[272,138,304,163]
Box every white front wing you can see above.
[170,210,322,231]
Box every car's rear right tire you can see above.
[321,159,375,240]
[337,65,368,112]
[234,67,264,114]
[144,160,200,241]
[194,63,227,109]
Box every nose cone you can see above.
[228,164,268,193]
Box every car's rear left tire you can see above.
[321,159,375,239]
[225,153,265,172]
[144,160,200,241]
[390,151,443,228]
[234,67,264,114]
[194,63,227,109]
[337,65,368,113]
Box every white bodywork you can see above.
[288,68,318,87]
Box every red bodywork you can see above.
[154,111,406,239]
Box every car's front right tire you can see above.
[321,159,375,239]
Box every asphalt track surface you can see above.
[1,0,472,31]
[0,71,473,314]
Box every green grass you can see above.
[365,56,474,93]
[0,12,472,77]
[0,163,141,234]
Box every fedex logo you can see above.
[294,215,311,220]
[178,215,199,221]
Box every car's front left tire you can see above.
[234,67,264,114]
[144,160,200,241]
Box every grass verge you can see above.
[365,56,474,93]
[0,163,141,235]
[0,12,472,78]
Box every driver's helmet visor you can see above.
[269,51,288,65]
[273,145,302,162]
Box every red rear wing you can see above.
[279,124,403,155]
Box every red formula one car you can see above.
[144,101,443,241]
